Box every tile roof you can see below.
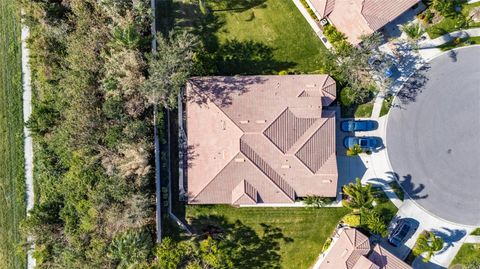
[185,75,338,204]
[311,0,421,44]
[319,229,412,269]
[368,244,412,269]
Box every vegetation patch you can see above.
[437,36,480,50]
[379,94,394,117]
[186,205,350,269]
[388,180,405,201]
[200,0,328,74]
[0,0,26,268]
[450,243,480,268]
[424,1,480,39]
[471,228,480,236]
[354,103,374,118]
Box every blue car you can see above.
[341,120,376,132]
[343,136,378,150]
[388,219,417,247]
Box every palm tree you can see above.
[342,178,374,211]
[430,0,456,17]
[413,231,445,262]
[401,22,425,41]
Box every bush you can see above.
[343,214,361,227]
[362,209,388,237]
[321,238,333,253]
[278,70,288,75]
[339,87,355,107]
[346,144,363,156]
[299,0,318,20]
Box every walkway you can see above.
[291,0,332,49]
[21,18,35,269]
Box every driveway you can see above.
[386,46,480,226]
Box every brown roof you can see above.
[368,244,412,269]
[312,0,420,44]
[185,75,338,204]
[319,229,412,269]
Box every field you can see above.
[187,205,350,269]
[0,0,26,268]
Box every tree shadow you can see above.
[396,64,430,105]
[189,215,293,268]
[431,227,467,255]
[209,0,268,12]
[399,174,429,200]
[186,76,267,107]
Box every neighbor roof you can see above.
[319,228,412,269]
[185,75,338,204]
[312,0,420,44]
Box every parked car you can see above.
[341,120,376,132]
[388,219,417,247]
[343,136,378,150]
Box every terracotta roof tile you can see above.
[186,75,338,204]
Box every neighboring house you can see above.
[308,0,421,44]
[182,75,338,205]
[319,228,412,269]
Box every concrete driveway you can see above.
[387,46,480,226]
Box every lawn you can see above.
[354,103,374,118]
[388,181,405,201]
[379,94,393,117]
[186,205,351,269]
[450,243,480,268]
[437,36,480,50]
[372,187,399,224]
[0,0,26,268]
[427,1,480,39]
[204,0,327,74]
[471,228,480,236]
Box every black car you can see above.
[388,219,418,247]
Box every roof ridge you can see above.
[240,139,296,201]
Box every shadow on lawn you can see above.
[176,0,295,75]
[209,0,267,12]
[189,215,293,268]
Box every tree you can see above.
[362,209,388,237]
[142,31,199,109]
[430,0,456,17]
[401,22,425,41]
[342,178,374,211]
[413,231,445,262]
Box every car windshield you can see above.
[348,122,355,129]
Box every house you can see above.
[319,228,412,269]
[309,0,421,44]
[181,75,338,205]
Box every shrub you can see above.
[303,195,334,208]
[339,87,355,107]
[454,37,462,44]
[321,238,333,253]
[299,0,318,20]
[362,209,388,237]
[343,214,361,227]
[346,144,363,156]
[278,70,288,75]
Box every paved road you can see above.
[387,46,480,226]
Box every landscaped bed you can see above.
[425,1,480,39]
[437,36,480,50]
[186,205,351,269]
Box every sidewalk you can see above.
[291,0,332,49]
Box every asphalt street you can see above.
[387,46,480,226]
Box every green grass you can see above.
[354,103,374,118]
[379,94,393,117]
[437,36,480,50]
[427,2,480,39]
[450,243,480,268]
[186,205,351,269]
[0,0,26,268]
[388,181,405,201]
[471,228,480,236]
[372,188,399,224]
[207,0,327,73]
